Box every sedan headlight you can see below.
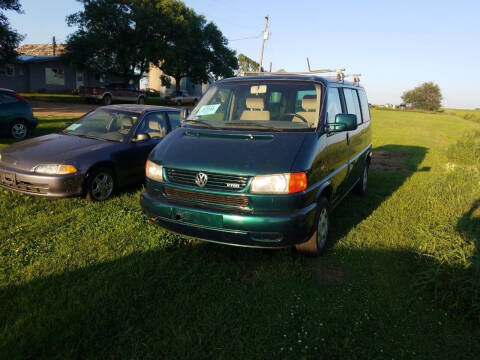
[250,172,307,194]
[34,164,77,175]
[145,160,163,182]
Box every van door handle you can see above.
[346,132,350,145]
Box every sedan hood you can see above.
[0,133,112,171]
[150,128,309,176]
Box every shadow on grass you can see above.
[329,144,427,243]
[1,246,480,359]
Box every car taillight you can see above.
[13,93,26,102]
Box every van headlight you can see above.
[250,172,307,194]
[34,164,77,175]
[145,160,163,182]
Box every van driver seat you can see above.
[240,97,270,121]
[294,95,318,126]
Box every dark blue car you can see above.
[0,88,37,139]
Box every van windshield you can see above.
[187,81,322,131]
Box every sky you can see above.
[6,0,480,108]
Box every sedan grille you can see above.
[164,187,249,208]
[165,168,250,192]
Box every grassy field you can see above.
[1,109,480,359]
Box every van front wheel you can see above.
[295,197,329,256]
[355,163,369,195]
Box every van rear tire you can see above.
[355,164,369,196]
[295,197,329,257]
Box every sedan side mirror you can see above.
[131,133,151,143]
[328,114,358,133]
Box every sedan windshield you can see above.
[63,109,140,142]
[188,80,322,131]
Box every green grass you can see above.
[1,109,480,359]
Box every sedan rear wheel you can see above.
[10,120,28,140]
[85,168,116,202]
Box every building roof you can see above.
[17,43,66,57]
[17,54,61,63]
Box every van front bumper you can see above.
[140,192,317,248]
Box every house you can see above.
[147,63,211,97]
[0,43,124,93]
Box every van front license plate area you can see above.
[173,209,223,228]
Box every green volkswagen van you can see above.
[140,72,372,255]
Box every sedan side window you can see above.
[137,112,168,139]
[326,88,342,124]
[168,112,181,130]
[0,94,17,104]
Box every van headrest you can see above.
[246,97,265,110]
[302,95,317,111]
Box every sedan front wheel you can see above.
[85,167,116,202]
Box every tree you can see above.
[157,2,238,92]
[401,82,443,111]
[0,0,24,66]
[64,0,169,83]
[236,53,263,75]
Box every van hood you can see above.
[0,133,113,171]
[149,128,309,175]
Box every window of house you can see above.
[45,67,65,85]
[0,64,15,77]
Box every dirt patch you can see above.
[305,258,345,287]
[31,100,99,118]
[370,150,410,172]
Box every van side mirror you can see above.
[180,107,190,121]
[328,114,358,132]
[131,133,150,143]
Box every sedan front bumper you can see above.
[0,164,84,198]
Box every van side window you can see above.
[326,88,342,124]
[358,89,371,122]
[343,88,363,124]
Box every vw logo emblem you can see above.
[195,172,208,187]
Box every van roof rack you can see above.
[243,58,361,84]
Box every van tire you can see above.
[295,197,329,257]
[355,163,369,195]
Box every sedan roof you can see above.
[101,104,180,113]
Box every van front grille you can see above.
[164,187,249,208]
[165,168,250,192]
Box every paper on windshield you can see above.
[196,104,221,116]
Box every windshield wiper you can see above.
[185,119,221,129]
[224,122,284,132]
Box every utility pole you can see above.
[52,36,56,56]
[258,15,269,72]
